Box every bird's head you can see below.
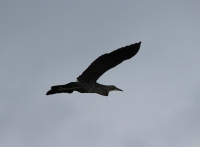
[108,85,123,92]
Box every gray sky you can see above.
[1,0,200,147]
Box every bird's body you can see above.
[47,82,120,96]
[46,42,141,96]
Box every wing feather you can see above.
[77,42,141,82]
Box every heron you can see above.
[46,42,141,96]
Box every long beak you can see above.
[116,88,123,91]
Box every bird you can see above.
[46,42,141,96]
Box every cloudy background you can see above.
[1,0,200,147]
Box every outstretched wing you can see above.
[77,42,141,83]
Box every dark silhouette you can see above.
[46,42,141,96]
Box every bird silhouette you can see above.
[46,42,141,96]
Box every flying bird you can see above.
[46,42,141,96]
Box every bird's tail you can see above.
[46,82,76,95]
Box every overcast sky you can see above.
[1,0,200,147]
